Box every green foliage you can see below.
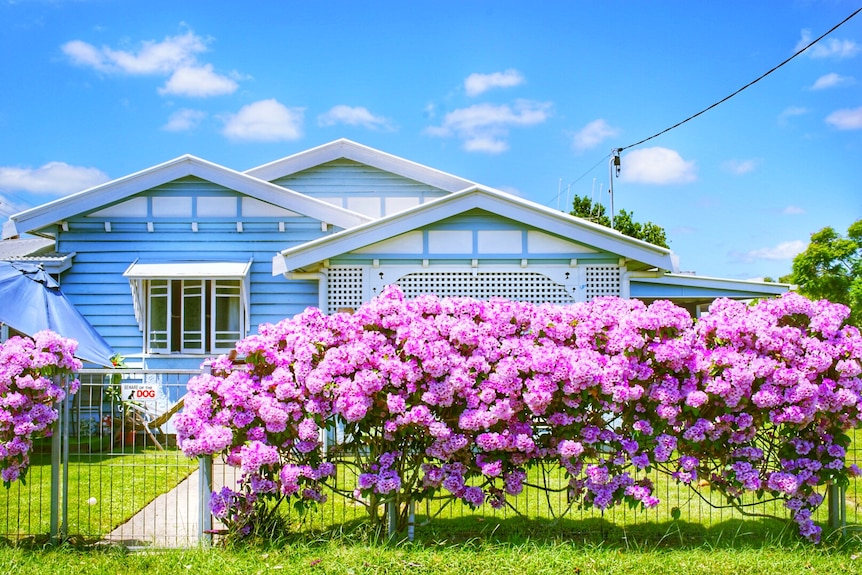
[569,194,669,248]
[782,218,861,326]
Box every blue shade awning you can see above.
[0,260,115,367]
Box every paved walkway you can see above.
[101,461,239,548]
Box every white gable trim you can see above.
[273,186,678,275]
[4,155,372,238]
[246,139,475,192]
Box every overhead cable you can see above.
[619,6,862,152]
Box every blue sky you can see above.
[1,0,860,282]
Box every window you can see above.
[124,260,251,355]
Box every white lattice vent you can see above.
[584,265,621,300]
[395,271,575,305]
[327,267,365,313]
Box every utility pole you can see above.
[608,149,621,229]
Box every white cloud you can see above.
[317,105,394,130]
[782,205,805,215]
[796,29,861,59]
[158,64,238,97]
[425,99,551,154]
[464,69,524,97]
[619,147,696,185]
[722,158,760,175]
[778,106,808,123]
[826,106,862,130]
[222,99,304,142]
[162,108,206,132]
[739,240,807,263]
[810,72,854,90]
[62,30,207,75]
[0,162,110,195]
[572,119,620,152]
[62,29,240,98]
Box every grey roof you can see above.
[0,237,74,273]
[0,237,56,260]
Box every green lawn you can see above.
[1,534,861,575]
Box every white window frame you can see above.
[124,260,252,355]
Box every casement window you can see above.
[124,260,252,354]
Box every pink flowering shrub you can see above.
[0,331,81,485]
[176,287,862,542]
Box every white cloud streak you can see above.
[619,147,697,185]
[425,99,551,154]
[826,106,862,130]
[722,158,760,175]
[740,240,807,263]
[796,29,861,59]
[810,72,854,90]
[572,119,620,152]
[222,99,304,142]
[0,162,110,195]
[317,105,394,130]
[162,108,206,132]
[464,69,524,97]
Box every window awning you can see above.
[123,260,253,279]
[123,259,253,331]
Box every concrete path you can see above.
[101,461,239,548]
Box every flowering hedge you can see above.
[0,330,81,485]
[176,287,862,542]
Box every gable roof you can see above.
[3,154,373,239]
[246,138,476,192]
[272,185,679,275]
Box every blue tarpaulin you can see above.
[0,260,115,367]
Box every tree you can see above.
[569,194,669,248]
[782,218,861,326]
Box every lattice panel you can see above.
[395,271,575,305]
[326,267,365,313]
[583,265,621,300]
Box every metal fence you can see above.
[2,369,859,548]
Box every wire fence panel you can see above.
[2,369,861,547]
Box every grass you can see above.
[1,528,861,575]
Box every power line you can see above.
[619,5,862,152]
[548,5,862,210]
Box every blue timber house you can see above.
[2,139,790,370]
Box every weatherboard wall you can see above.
[51,176,333,369]
[270,159,451,218]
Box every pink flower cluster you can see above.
[0,331,81,484]
[176,287,862,542]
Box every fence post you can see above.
[828,483,846,536]
[49,375,69,545]
[199,455,213,546]
[387,500,397,540]
[49,402,60,544]
[61,377,71,540]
